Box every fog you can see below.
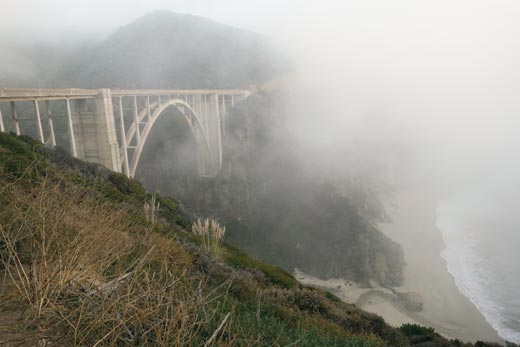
[2,0,520,342]
[269,1,520,192]
[6,0,518,189]
[0,0,517,207]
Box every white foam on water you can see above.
[436,193,520,343]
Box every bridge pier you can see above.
[205,94,222,175]
[72,89,121,172]
[45,100,57,147]
[0,107,4,133]
[93,89,122,172]
[10,101,21,136]
[189,94,222,177]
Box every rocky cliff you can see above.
[136,90,405,287]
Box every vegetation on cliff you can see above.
[0,132,397,346]
[1,132,512,347]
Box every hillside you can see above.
[48,11,285,89]
[136,90,405,288]
[0,132,512,347]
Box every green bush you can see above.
[398,323,435,336]
[224,245,299,289]
[0,132,47,179]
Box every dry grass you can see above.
[144,195,160,223]
[0,132,393,347]
[192,218,226,256]
[0,176,231,346]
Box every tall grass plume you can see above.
[192,218,226,255]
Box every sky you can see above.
[2,0,520,189]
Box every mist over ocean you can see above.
[436,179,520,343]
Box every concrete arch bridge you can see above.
[0,88,249,177]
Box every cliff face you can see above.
[136,91,405,287]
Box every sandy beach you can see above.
[294,189,503,343]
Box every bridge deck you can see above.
[0,88,249,101]
[0,87,250,178]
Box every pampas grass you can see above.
[191,218,226,255]
[144,195,160,223]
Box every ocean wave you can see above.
[436,197,520,343]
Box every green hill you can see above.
[49,10,285,89]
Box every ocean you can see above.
[436,186,520,343]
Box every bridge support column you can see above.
[74,89,121,172]
[95,89,121,172]
[200,94,222,176]
[0,107,4,133]
[10,102,20,136]
[45,101,57,147]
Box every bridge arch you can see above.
[127,99,213,178]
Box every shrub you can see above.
[398,323,435,336]
[224,245,298,289]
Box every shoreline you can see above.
[294,189,503,343]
